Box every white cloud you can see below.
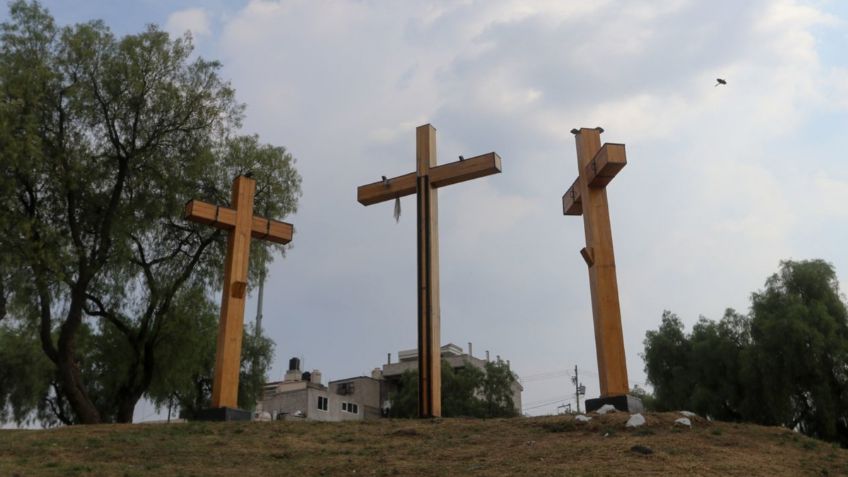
[827,67,848,110]
[165,8,211,41]
[811,173,848,219]
[205,0,847,416]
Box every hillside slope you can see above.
[1,412,845,476]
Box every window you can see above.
[341,402,359,414]
[317,396,328,411]
[341,402,347,412]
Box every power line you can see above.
[522,397,570,412]
[519,369,572,384]
[522,394,572,408]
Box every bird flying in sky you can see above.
[715,78,727,87]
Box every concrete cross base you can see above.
[193,407,252,422]
[585,394,644,413]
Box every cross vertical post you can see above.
[562,127,642,412]
[185,175,294,419]
[213,176,254,409]
[357,123,502,417]
[415,125,440,417]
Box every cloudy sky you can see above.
[23,0,848,417]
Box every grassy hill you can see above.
[1,412,846,476]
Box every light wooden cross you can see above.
[357,124,502,418]
[562,127,631,403]
[185,175,293,410]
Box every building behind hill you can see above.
[256,343,522,421]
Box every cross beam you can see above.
[562,143,626,216]
[562,128,630,400]
[185,200,294,244]
[185,175,293,410]
[357,124,502,418]
[358,152,502,205]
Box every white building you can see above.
[256,344,522,421]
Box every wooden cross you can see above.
[185,175,293,410]
[562,127,632,403]
[357,124,502,417]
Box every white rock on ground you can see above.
[626,413,646,428]
[675,417,692,427]
[679,410,696,418]
[595,404,617,415]
[575,414,592,422]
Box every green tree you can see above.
[687,309,749,420]
[387,359,518,418]
[442,360,485,417]
[0,321,55,424]
[139,288,274,420]
[0,1,300,424]
[643,260,848,446]
[642,310,693,411]
[238,324,275,414]
[387,369,418,418]
[481,361,519,417]
[644,309,750,417]
[744,260,848,444]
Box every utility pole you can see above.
[255,268,265,337]
[572,365,586,413]
[255,205,270,339]
[252,266,266,378]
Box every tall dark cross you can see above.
[357,124,502,417]
[562,127,638,411]
[185,175,293,410]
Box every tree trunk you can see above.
[114,365,144,423]
[114,337,158,423]
[55,289,102,424]
[115,392,139,423]
[0,277,7,322]
[55,350,101,424]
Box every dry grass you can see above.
[1,412,846,476]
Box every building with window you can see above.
[256,343,522,421]
[257,357,380,421]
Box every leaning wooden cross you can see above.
[357,124,502,418]
[562,127,641,412]
[185,175,293,418]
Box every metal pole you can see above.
[255,269,265,337]
[574,365,581,414]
